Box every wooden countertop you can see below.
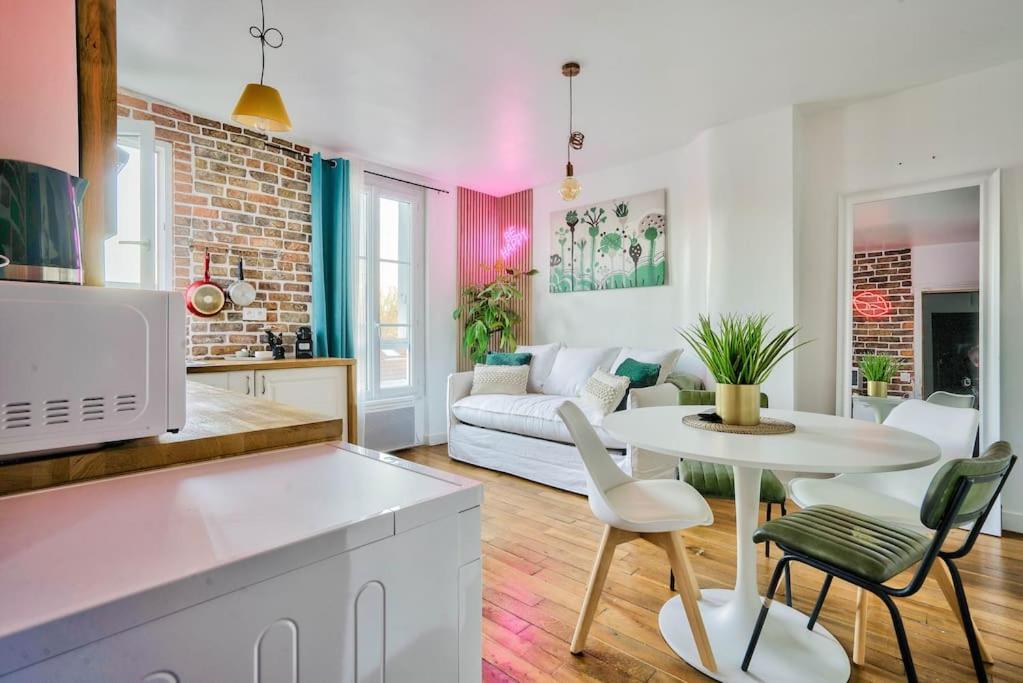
[187,357,355,373]
[0,382,343,497]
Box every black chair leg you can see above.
[944,558,988,682]
[878,591,917,683]
[669,568,675,592]
[807,574,833,630]
[765,503,772,558]
[784,562,793,607]
[742,556,791,672]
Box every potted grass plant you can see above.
[859,354,900,398]
[678,314,811,426]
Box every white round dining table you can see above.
[602,405,940,683]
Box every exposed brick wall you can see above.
[116,89,313,358]
[852,248,913,396]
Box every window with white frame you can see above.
[356,176,425,402]
[106,119,173,289]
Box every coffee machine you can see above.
[295,326,313,358]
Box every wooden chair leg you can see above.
[853,587,869,666]
[656,532,717,673]
[571,526,630,654]
[932,560,994,664]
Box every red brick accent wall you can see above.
[852,248,913,396]
[116,89,312,358]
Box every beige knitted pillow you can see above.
[580,369,631,415]
[470,364,530,395]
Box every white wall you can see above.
[797,59,1023,530]
[531,108,798,406]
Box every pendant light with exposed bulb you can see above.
[232,0,292,132]
[559,62,584,201]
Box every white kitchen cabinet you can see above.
[0,442,481,682]
[255,366,345,420]
[187,360,356,443]
[187,369,255,396]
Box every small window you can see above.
[107,119,173,289]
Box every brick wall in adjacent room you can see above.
[852,247,913,396]
[117,89,312,358]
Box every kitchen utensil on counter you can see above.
[185,251,225,317]
[266,329,286,360]
[0,159,88,284]
[227,258,257,306]
[253,351,273,360]
[295,326,313,358]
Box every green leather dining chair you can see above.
[742,441,1016,683]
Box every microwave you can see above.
[0,282,186,461]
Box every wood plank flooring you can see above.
[395,444,1023,682]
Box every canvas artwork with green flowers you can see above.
[549,188,666,293]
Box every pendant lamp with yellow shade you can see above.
[232,0,292,132]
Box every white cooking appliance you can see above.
[0,282,186,460]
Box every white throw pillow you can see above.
[470,364,529,395]
[610,347,683,385]
[542,347,620,397]
[580,369,631,415]
[514,342,562,393]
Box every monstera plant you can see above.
[453,266,538,363]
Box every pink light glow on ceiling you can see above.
[500,225,529,261]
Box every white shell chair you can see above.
[557,401,717,672]
[926,390,976,409]
[788,399,985,667]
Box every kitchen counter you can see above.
[0,382,342,497]
[187,356,355,373]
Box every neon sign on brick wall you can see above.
[853,290,892,318]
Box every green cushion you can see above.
[920,441,1014,529]
[486,352,532,366]
[614,358,661,411]
[681,461,787,503]
[665,371,705,391]
[753,505,931,583]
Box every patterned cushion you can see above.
[580,369,631,415]
[470,364,529,395]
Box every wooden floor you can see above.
[395,444,1023,683]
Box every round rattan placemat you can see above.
[682,414,795,435]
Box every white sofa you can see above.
[446,344,694,494]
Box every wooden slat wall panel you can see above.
[456,187,533,371]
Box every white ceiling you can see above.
[118,0,1023,196]
[853,186,980,251]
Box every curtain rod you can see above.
[262,141,450,194]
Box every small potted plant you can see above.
[859,354,900,398]
[678,314,810,426]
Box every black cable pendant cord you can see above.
[249,0,284,86]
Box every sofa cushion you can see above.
[486,351,532,366]
[515,343,562,393]
[614,358,661,410]
[580,369,631,415]
[542,347,619,397]
[610,347,683,385]
[451,393,626,449]
[470,364,529,395]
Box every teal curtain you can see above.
[310,154,354,357]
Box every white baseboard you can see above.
[425,432,448,446]
[1001,508,1023,534]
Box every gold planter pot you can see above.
[866,381,889,398]
[716,384,761,426]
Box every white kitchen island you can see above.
[0,441,482,682]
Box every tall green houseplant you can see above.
[453,267,537,363]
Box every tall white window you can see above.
[107,119,172,289]
[357,176,425,402]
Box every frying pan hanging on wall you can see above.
[185,251,225,317]
[227,258,257,306]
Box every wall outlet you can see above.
[242,307,267,321]
[900,371,911,382]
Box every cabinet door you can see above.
[256,367,346,420]
[188,371,254,396]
